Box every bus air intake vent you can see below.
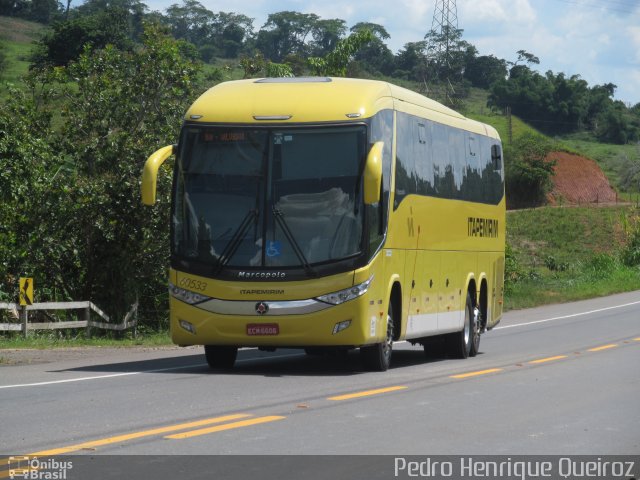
[255,77,332,84]
[253,115,293,121]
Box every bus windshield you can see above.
[173,125,366,273]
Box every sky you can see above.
[141,0,640,105]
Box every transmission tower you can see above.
[424,0,460,106]
[431,0,458,38]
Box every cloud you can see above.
[629,26,640,63]
[460,0,536,24]
[626,70,640,106]
[399,0,431,24]
[303,1,356,21]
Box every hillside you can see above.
[547,152,618,205]
[506,205,640,309]
[1,14,636,199]
[0,16,43,42]
[0,16,45,83]
[2,14,640,317]
[464,90,635,205]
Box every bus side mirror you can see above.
[142,145,175,205]
[364,142,383,205]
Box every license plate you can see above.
[246,324,279,336]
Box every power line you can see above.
[554,0,639,15]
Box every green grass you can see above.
[0,16,45,84]
[462,88,542,142]
[1,39,34,83]
[0,16,44,42]
[506,266,640,310]
[0,330,171,349]
[505,205,640,309]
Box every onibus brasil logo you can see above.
[8,457,73,479]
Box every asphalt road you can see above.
[1,291,639,478]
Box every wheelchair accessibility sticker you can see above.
[266,241,282,257]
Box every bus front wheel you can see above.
[360,303,394,371]
[204,345,238,370]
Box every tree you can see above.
[239,52,293,78]
[488,55,637,140]
[239,52,265,78]
[308,29,373,77]
[31,7,134,68]
[0,0,61,22]
[595,103,639,144]
[586,83,616,130]
[0,85,62,302]
[164,0,215,46]
[221,22,245,57]
[393,41,427,80]
[464,54,507,89]
[310,18,346,56]
[214,12,254,57]
[424,26,477,85]
[511,49,540,67]
[350,22,390,40]
[75,0,147,39]
[30,0,62,23]
[350,22,394,76]
[4,23,202,321]
[256,11,319,61]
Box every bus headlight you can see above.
[315,276,373,306]
[169,282,209,305]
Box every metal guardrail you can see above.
[0,301,138,337]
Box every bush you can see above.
[1,23,201,325]
[199,44,218,63]
[504,132,556,209]
[30,7,134,68]
[0,41,7,78]
[504,241,524,294]
[620,211,640,267]
[582,253,618,280]
[544,255,569,272]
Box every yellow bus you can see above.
[142,77,505,371]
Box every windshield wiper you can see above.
[272,207,318,278]
[214,209,258,274]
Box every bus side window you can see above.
[491,144,502,170]
[418,123,427,145]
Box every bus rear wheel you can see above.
[447,293,479,359]
[360,303,394,371]
[204,345,238,370]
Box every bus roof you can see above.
[186,77,499,139]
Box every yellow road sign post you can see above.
[19,277,33,337]
[19,277,33,306]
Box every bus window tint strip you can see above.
[394,112,504,208]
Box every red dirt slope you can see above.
[547,152,617,204]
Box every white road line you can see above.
[3,299,638,389]
[0,352,306,390]
[0,363,207,389]
[495,300,640,331]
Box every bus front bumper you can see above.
[169,294,386,348]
